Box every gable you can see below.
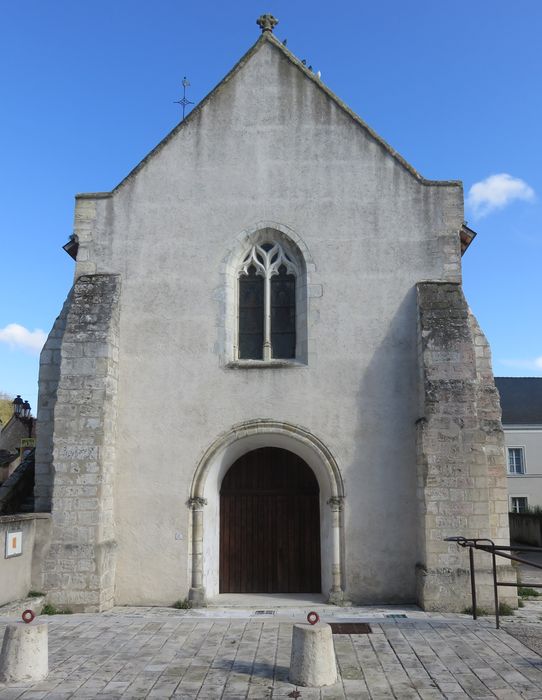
[71,22,469,281]
[81,32,461,198]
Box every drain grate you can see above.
[253,610,275,616]
[385,614,407,619]
[329,623,372,634]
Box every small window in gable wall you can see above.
[238,242,297,361]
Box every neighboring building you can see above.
[35,16,513,612]
[0,413,35,481]
[496,377,542,512]
[0,450,17,483]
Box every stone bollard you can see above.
[0,622,48,683]
[289,623,337,687]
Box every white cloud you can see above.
[499,356,542,372]
[467,173,535,218]
[0,324,47,355]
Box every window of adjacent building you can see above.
[238,242,297,360]
[510,496,528,513]
[508,447,526,475]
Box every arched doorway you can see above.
[219,447,321,593]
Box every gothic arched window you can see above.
[238,242,297,360]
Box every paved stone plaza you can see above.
[2,604,542,699]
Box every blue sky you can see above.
[1,0,541,412]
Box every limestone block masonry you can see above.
[416,282,515,611]
[36,274,121,612]
[35,292,71,513]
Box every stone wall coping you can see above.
[0,513,52,524]
[75,192,111,199]
[417,280,461,287]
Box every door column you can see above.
[188,496,207,606]
[327,496,348,605]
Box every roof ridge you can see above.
[495,376,542,380]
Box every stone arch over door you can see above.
[188,420,346,605]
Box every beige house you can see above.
[35,15,512,612]
[496,377,542,512]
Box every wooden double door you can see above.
[219,447,321,593]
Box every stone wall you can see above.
[0,514,51,606]
[0,416,31,482]
[0,416,31,454]
[35,293,72,512]
[38,274,121,612]
[416,282,515,611]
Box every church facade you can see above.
[35,16,512,612]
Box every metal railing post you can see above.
[492,547,500,629]
[469,546,477,620]
[443,535,542,629]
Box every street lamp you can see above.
[12,396,33,437]
[12,395,23,417]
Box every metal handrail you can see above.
[444,536,542,628]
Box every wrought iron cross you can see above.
[174,76,194,120]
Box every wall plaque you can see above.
[5,531,22,558]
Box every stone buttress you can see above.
[35,274,120,611]
[416,282,516,611]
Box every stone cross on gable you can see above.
[256,14,278,33]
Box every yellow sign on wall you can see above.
[20,437,35,460]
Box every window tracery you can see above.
[238,242,298,360]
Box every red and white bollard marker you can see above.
[22,609,36,624]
